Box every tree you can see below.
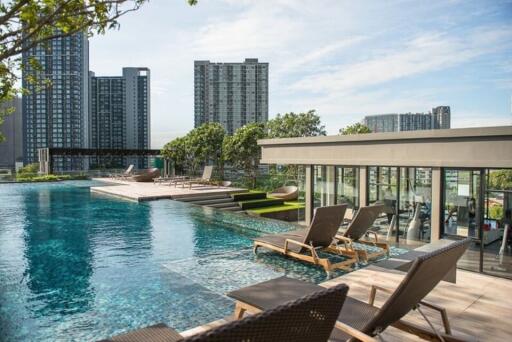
[0,0,196,140]
[187,122,225,177]
[223,123,266,188]
[161,136,189,174]
[488,170,512,190]
[266,110,326,138]
[266,110,325,185]
[339,122,371,135]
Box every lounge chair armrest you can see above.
[366,230,379,243]
[332,234,354,252]
[369,284,394,306]
[334,321,378,342]
[334,234,352,243]
[284,239,318,260]
[419,300,452,334]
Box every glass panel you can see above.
[443,170,480,239]
[368,166,398,238]
[313,165,335,209]
[335,166,359,210]
[399,167,432,243]
[443,169,482,274]
[483,169,512,279]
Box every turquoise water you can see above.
[0,181,404,341]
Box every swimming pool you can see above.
[0,181,404,341]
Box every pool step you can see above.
[221,206,244,212]
[177,194,231,202]
[207,201,239,209]
[192,197,234,206]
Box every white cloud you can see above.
[452,112,512,128]
[290,26,512,95]
[88,0,512,142]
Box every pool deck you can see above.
[181,266,512,341]
[90,178,246,202]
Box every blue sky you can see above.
[89,0,512,148]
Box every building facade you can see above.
[89,68,150,168]
[364,107,451,133]
[194,58,268,135]
[258,126,512,279]
[0,97,23,170]
[22,32,89,171]
[432,106,451,129]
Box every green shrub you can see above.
[488,205,504,220]
[17,163,40,175]
[15,174,89,182]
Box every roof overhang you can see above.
[258,126,512,168]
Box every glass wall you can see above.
[442,168,512,279]
[443,169,481,239]
[368,167,399,238]
[399,168,432,242]
[314,166,359,218]
[313,166,335,208]
[483,169,512,278]
[368,166,432,243]
[335,166,359,210]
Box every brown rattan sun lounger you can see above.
[253,204,358,275]
[99,283,349,342]
[181,165,215,189]
[331,204,390,262]
[111,164,134,179]
[229,238,471,342]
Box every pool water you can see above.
[0,181,405,341]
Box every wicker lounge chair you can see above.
[112,164,134,179]
[331,204,389,262]
[228,238,471,342]
[269,185,298,200]
[253,204,359,274]
[129,168,160,182]
[98,283,349,342]
[182,165,215,189]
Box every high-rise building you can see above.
[432,106,451,129]
[0,97,23,170]
[22,32,89,170]
[89,67,150,168]
[363,108,451,133]
[363,114,399,133]
[194,58,268,135]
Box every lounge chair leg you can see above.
[416,305,446,342]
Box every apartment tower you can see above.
[194,58,268,135]
[89,68,151,168]
[22,32,89,170]
[364,107,451,133]
[0,97,23,170]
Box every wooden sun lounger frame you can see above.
[330,205,390,263]
[236,239,473,342]
[253,238,359,275]
[332,230,390,262]
[254,204,360,275]
[232,284,470,342]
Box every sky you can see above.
[89,0,512,148]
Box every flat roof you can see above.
[258,126,512,146]
[258,126,512,168]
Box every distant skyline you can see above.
[89,0,512,148]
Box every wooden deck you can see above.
[181,266,512,341]
[90,178,246,202]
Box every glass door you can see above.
[443,169,483,273]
